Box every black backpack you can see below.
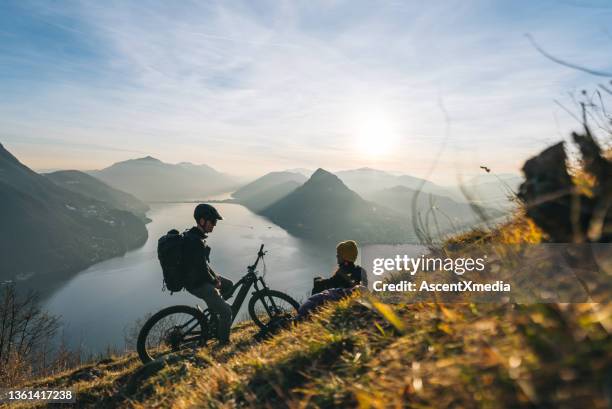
[157,229,186,293]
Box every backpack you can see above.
[157,229,185,293]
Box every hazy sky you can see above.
[1,0,611,184]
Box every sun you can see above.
[352,109,399,158]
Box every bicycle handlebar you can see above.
[248,244,266,272]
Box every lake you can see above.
[43,202,336,353]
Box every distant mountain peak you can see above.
[0,142,14,158]
[308,168,343,184]
[284,168,313,177]
[0,142,31,172]
[136,156,161,163]
[99,156,163,170]
[92,155,236,201]
[387,185,413,193]
[302,168,353,194]
[311,167,333,177]
[261,167,413,244]
[337,167,390,175]
[354,167,386,173]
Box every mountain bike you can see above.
[137,244,299,364]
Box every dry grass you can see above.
[7,210,610,408]
[8,292,610,408]
[444,210,545,247]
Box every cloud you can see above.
[0,0,610,182]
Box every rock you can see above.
[125,359,166,395]
[518,128,612,243]
[124,352,196,395]
[572,131,612,242]
[97,358,114,365]
[517,129,611,303]
[70,367,104,382]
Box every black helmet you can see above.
[193,203,223,222]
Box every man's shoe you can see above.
[214,340,231,348]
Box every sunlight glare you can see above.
[352,109,399,158]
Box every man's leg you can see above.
[189,283,233,343]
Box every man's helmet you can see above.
[193,203,223,222]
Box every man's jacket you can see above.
[182,226,218,291]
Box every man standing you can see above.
[182,203,234,345]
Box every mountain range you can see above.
[260,169,416,244]
[1,142,516,288]
[45,170,150,222]
[370,185,503,234]
[449,174,522,210]
[234,168,506,242]
[89,156,239,202]
[336,167,454,199]
[231,171,307,212]
[0,144,148,288]
[336,168,522,210]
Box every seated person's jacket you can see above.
[312,261,368,295]
[182,227,218,291]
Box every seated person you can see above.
[311,240,368,295]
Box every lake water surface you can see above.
[43,203,335,353]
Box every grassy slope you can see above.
[10,214,611,409]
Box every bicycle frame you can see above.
[193,245,286,337]
[217,243,270,323]
[225,272,270,322]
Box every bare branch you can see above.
[525,33,612,77]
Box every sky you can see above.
[1,0,611,184]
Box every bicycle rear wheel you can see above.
[248,290,299,329]
[137,305,207,364]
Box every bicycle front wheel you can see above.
[137,305,207,364]
[248,290,300,329]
